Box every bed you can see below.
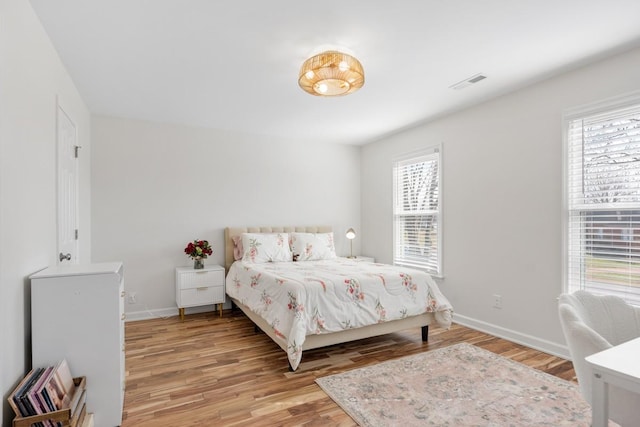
[224,226,453,371]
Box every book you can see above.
[37,366,65,427]
[7,369,35,417]
[51,359,74,408]
[35,368,55,411]
[8,362,79,427]
[16,368,45,417]
[44,377,63,410]
[28,366,54,427]
[53,359,75,398]
[38,361,79,427]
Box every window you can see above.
[565,97,640,305]
[393,146,441,275]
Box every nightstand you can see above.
[175,265,225,320]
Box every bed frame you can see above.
[224,226,431,367]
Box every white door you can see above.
[57,103,79,264]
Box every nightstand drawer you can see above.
[180,285,225,307]
[178,269,224,290]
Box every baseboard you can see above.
[453,313,571,360]
[125,305,216,322]
[125,307,176,321]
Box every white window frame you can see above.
[562,90,640,305]
[392,145,443,277]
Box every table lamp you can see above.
[346,228,356,258]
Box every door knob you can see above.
[59,252,72,262]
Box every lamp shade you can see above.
[298,51,365,96]
[346,228,356,239]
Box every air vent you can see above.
[449,73,487,90]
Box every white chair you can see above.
[558,290,640,426]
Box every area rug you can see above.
[316,343,595,426]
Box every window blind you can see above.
[566,102,640,304]
[393,150,441,275]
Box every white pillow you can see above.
[290,232,337,261]
[241,233,292,263]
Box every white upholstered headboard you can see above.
[224,226,332,271]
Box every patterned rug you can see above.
[316,343,595,426]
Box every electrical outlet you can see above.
[128,292,137,304]
[493,294,502,309]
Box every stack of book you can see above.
[8,360,87,427]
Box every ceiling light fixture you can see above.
[298,50,365,97]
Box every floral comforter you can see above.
[225,258,453,370]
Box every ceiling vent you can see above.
[449,73,487,90]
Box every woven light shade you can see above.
[298,50,365,96]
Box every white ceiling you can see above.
[29,0,640,145]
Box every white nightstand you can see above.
[175,264,225,321]
[351,256,375,262]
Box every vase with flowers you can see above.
[184,239,213,269]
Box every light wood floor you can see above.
[121,309,576,426]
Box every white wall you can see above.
[0,1,91,424]
[361,46,640,358]
[91,116,361,318]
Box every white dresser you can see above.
[30,262,125,427]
